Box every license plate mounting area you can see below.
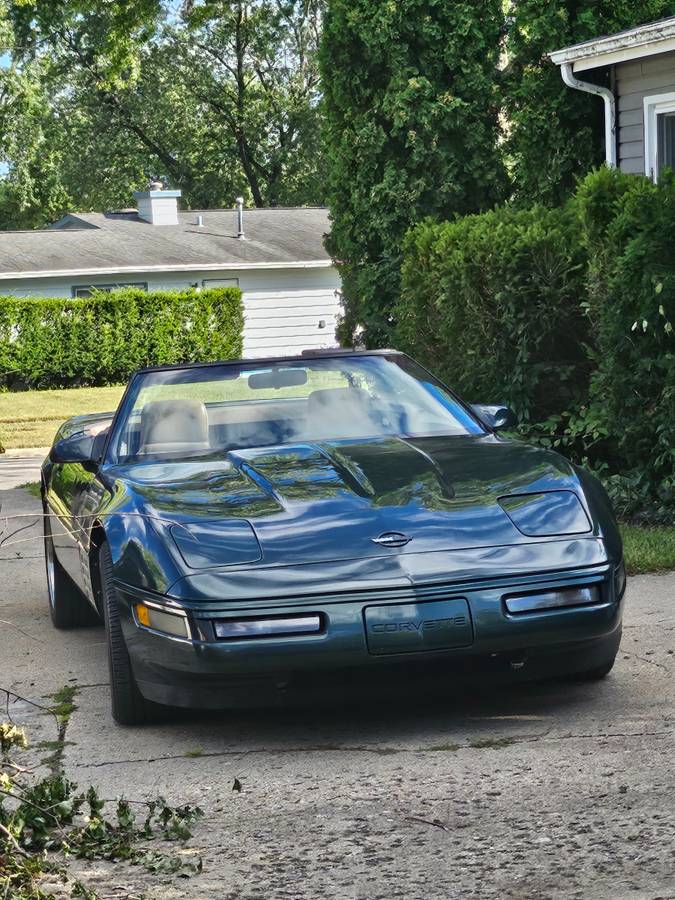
[363,598,473,656]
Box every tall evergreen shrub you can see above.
[320,0,508,347]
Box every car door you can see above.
[45,419,110,595]
[46,460,97,590]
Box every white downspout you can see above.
[561,62,617,167]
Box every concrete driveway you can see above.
[0,448,46,490]
[1,485,674,899]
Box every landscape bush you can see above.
[0,286,243,389]
[397,168,675,523]
[576,167,675,522]
[396,203,589,422]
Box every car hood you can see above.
[105,435,597,568]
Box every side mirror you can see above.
[50,428,108,466]
[470,404,517,432]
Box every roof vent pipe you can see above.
[196,214,204,227]
[560,63,617,167]
[236,197,245,240]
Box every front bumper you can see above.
[116,561,625,709]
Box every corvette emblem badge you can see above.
[372,532,412,548]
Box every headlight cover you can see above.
[135,602,190,638]
[171,520,262,569]
[499,490,591,537]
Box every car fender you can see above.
[573,464,622,563]
[93,490,186,596]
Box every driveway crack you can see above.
[69,727,675,770]
[622,650,671,673]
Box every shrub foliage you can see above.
[320,0,675,351]
[576,167,675,520]
[397,167,675,522]
[396,204,589,422]
[0,286,243,389]
[320,0,508,347]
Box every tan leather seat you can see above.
[305,387,376,439]
[139,399,210,454]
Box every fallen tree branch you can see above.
[0,820,30,859]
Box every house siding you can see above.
[0,266,342,359]
[616,51,675,174]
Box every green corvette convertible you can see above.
[42,349,625,724]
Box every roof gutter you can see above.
[0,259,334,282]
[560,62,617,167]
[549,17,675,71]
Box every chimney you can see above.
[133,184,182,226]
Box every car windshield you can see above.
[109,353,484,463]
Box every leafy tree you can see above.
[0,62,73,229]
[5,0,161,87]
[320,0,507,346]
[0,0,325,226]
[504,0,675,206]
[179,0,324,207]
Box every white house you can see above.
[0,189,342,358]
[551,15,675,181]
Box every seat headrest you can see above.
[307,387,371,412]
[139,398,210,454]
[305,387,375,439]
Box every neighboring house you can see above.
[0,189,341,359]
[551,15,675,180]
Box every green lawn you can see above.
[0,385,125,449]
[620,525,675,575]
[0,371,346,450]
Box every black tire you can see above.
[99,542,153,725]
[575,657,616,682]
[44,512,98,629]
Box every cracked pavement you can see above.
[1,486,675,899]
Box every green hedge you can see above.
[0,287,243,389]
[396,168,675,523]
[396,204,589,422]
[575,167,675,521]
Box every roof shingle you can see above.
[0,207,332,277]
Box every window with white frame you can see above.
[201,278,239,288]
[644,92,675,181]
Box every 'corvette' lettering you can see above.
[371,616,467,634]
